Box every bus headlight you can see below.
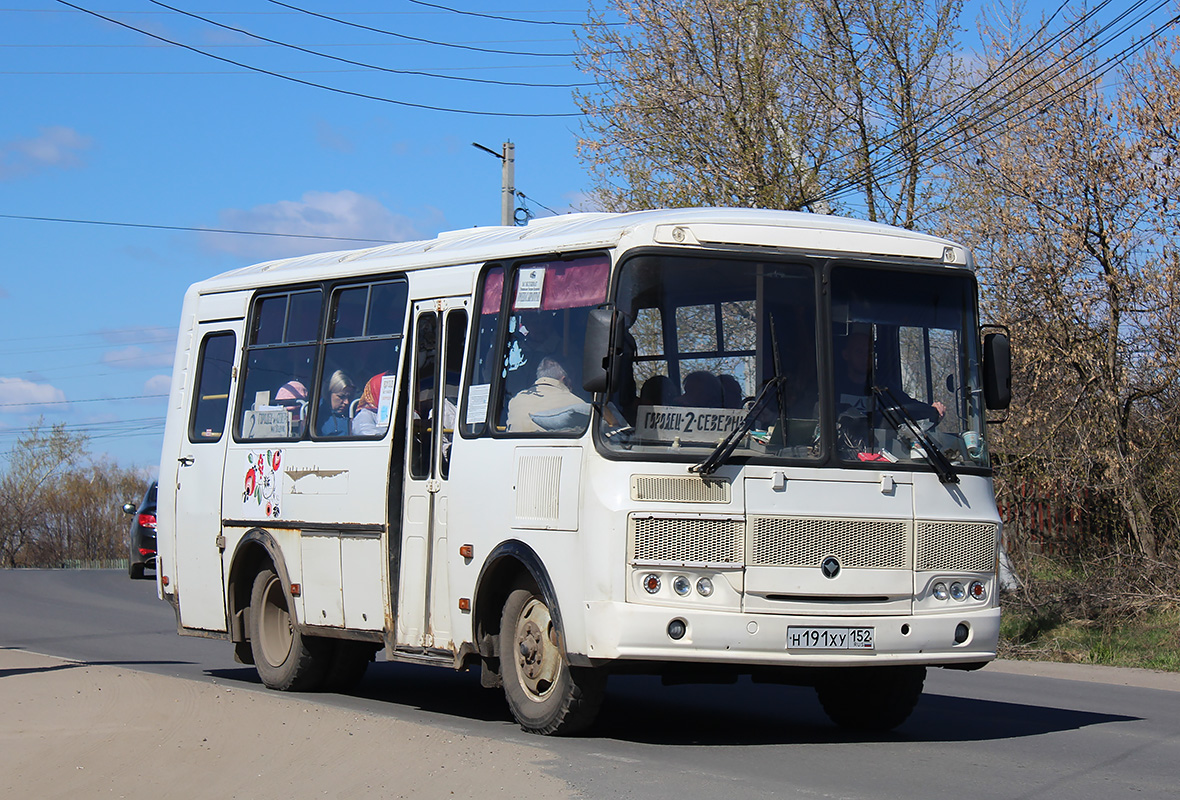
[696,577,714,597]
[673,576,691,596]
[932,582,949,601]
[950,582,967,601]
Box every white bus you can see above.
[157,208,1011,735]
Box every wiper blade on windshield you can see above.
[691,376,787,476]
[872,386,959,484]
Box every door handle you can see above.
[178,456,195,467]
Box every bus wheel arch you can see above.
[471,540,563,664]
[473,541,605,735]
[226,530,289,650]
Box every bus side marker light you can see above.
[290,583,301,597]
[458,598,471,612]
[459,544,474,559]
[643,574,661,594]
[161,575,169,587]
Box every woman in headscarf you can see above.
[351,372,387,436]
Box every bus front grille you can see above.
[630,515,745,565]
[915,521,998,571]
[749,516,911,570]
[630,475,731,503]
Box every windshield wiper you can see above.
[691,376,787,476]
[872,386,959,484]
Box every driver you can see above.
[836,332,946,424]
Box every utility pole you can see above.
[472,140,516,226]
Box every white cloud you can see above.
[143,374,172,395]
[0,377,66,412]
[0,126,92,180]
[202,190,441,260]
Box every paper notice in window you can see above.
[465,383,490,425]
[377,374,397,426]
[515,267,545,309]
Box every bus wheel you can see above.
[500,586,605,735]
[247,567,329,691]
[815,665,926,732]
[321,641,375,693]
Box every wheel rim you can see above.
[257,574,293,667]
[512,597,562,702]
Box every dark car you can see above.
[122,481,157,580]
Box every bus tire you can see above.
[247,567,330,692]
[321,640,375,693]
[499,586,604,735]
[815,665,925,732]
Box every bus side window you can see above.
[440,309,467,478]
[462,265,504,438]
[237,289,322,441]
[410,313,438,480]
[188,332,236,442]
[496,256,609,436]
[317,279,408,439]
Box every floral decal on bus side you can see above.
[243,449,281,518]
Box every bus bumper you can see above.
[580,602,1000,668]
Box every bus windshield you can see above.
[603,254,989,471]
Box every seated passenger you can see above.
[352,373,387,436]
[719,374,744,408]
[676,371,724,408]
[318,370,355,437]
[639,375,679,407]
[275,380,308,436]
[507,357,589,433]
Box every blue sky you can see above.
[0,0,1174,472]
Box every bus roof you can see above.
[194,208,970,294]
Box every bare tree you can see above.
[950,7,1180,557]
[575,0,963,226]
[0,421,88,567]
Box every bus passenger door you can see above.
[397,300,468,651]
[174,320,241,632]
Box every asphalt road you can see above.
[3,569,1179,799]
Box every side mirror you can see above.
[122,502,137,515]
[582,307,624,394]
[982,331,1011,411]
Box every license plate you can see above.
[787,626,875,651]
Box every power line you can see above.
[146,0,594,88]
[0,212,396,243]
[813,0,1175,208]
[263,0,575,57]
[53,1,584,118]
[404,0,614,27]
[0,393,168,409]
[0,325,175,345]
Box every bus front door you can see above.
[174,319,241,632]
[396,300,469,652]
